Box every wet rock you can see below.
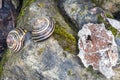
[78,23,118,78]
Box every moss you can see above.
[38,3,45,8]
[105,12,114,18]
[86,66,101,78]
[0,49,11,78]
[107,25,118,36]
[17,0,36,20]
[38,48,44,55]
[53,21,77,54]
[67,70,75,76]
[92,0,103,7]
[98,14,118,36]
[97,14,103,23]
[71,8,76,13]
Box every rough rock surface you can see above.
[1,0,120,80]
[1,0,81,80]
[78,23,118,78]
[1,37,82,80]
[59,0,102,29]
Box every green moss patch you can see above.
[53,21,77,54]
[38,3,45,8]
[107,25,118,36]
[86,66,101,78]
[0,49,11,78]
[97,14,118,36]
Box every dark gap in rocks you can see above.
[57,1,79,33]
[17,0,23,14]
[0,0,23,57]
[113,11,120,21]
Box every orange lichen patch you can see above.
[78,23,118,78]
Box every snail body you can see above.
[32,17,54,42]
[6,28,27,52]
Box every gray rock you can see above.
[1,37,81,80]
[1,0,81,80]
[1,0,120,80]
[59,0,101,29]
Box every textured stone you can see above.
[59,0,101,29]
[1,0,120,80]
[78,23,118,78]
[1,0,81,80]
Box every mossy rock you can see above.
[86,66,101,78]
[53,21,77,54]
[97,13,118,36]
[17,0,36,20]
[0,49,11,78]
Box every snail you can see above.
[32,17,54,42]
[6,28,27,52]
[6,17,55,52]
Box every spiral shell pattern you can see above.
[32,17,54,42]
[6,28,27,52]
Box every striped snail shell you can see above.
[6,28,27,52]
[32,17,54,42]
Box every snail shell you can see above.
[32,17,54,42]
[6,28,27,52]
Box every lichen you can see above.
[0,49,11,78]
[53,21,77,54]
[38,48,44,55]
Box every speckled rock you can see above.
[1,0,81,80]
[1,36,82,80]
[78,23,118,78]
[1,0,120,80]
[59,0,102,29]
